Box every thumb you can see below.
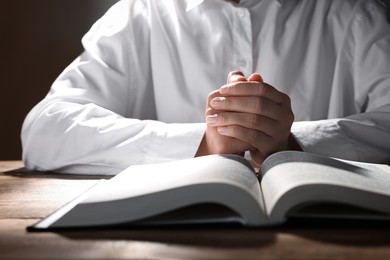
[248,73,263,83]
[227,70,247,84]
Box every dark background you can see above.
[0,0,119,160]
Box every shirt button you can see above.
[238,60,247,67]
[237,9,246,18]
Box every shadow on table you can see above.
[4,168,111,180]
[56,224,277,248]
[280,217,390,246]
[52,217,390,248]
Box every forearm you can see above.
[22,101,206,175]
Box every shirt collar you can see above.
[186,0,285,12]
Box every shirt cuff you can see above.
[142,122,207,163]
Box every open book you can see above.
[28,151,390,230]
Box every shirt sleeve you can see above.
[292,104,390,163]
[292,2,390,164]
[21,0,206,175]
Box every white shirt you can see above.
[22,0,390,174]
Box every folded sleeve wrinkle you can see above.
[21,0,206,174]
[21,0,390,174]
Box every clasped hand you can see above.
[196,71,295,167]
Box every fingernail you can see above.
[228,70,244,78]
[206,114,218,124]
[229,75,246,83]
[249,73,263,83]
[211,97,223,107]
[217,127,228,134]
[219,86,229,95]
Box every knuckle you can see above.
[260,83,270,96]
[248,130,260,144]
[281,92,292,106]
[253,98,263,113]
[218,113,227,125]
[284,93,292,104]
[230,125,240,137]
[287,112,295,125]
[247,114,259,128]
[224,97,233,109]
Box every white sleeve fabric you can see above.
[21,0,390,173]
[292,104,390,163]
[21,0,206,175]
[292,2,390,164]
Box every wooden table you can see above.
[1,161,390,259]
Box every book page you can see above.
[50,154,267,228]
[84,154,261,203]
[260,151,390,223]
